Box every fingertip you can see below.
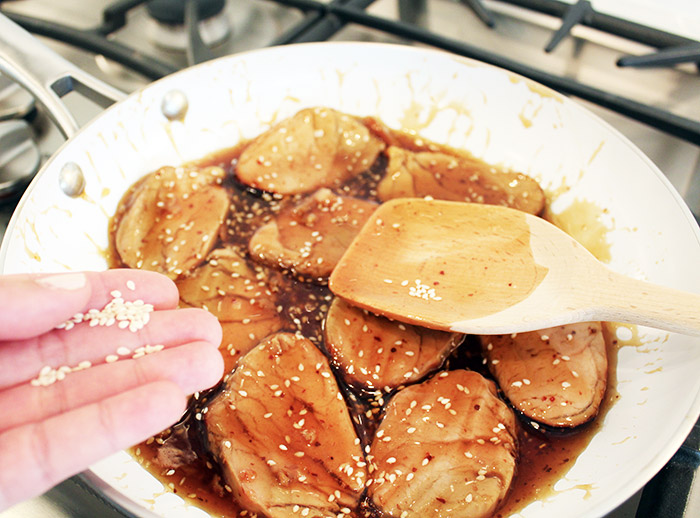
[190,341,226,392]
[168,306,223,347]
[145,271,180,307]
[158,341,225,396]
[130,381,188,431]
[198,308,224,346]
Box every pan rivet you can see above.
[161,90,189,121]
[59,162,85,197]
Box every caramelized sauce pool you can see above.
[111,127,622,518]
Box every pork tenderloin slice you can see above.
[114,165,229,279]
[377,146,545,215]
[325,297,462,392]
[480,322,608,428]
[249,188,377,280]
[204,332,367,518]
[368,370,518,518]
[236,107,385,195]
[177,246,284,373]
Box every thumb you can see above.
[0,272,91,340]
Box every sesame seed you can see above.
[56,294,154,333]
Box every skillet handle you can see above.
[0,13,127,139]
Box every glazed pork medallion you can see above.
[205,333,367,518]
[377,146,546,215]
[249,188,378,280]
[479,323,608,428]
[367,370,518,518]
[109,106,612,518]
[176,246,284,373]
[113,164,229,279]
[324,297,463,393]
[236,107,385,194]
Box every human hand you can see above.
[0,269,224,511]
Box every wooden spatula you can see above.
[328,198,700,336]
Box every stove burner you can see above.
[0,73,35,121]
[145,0,230,53]
[147,0,225,25]
[0,119,40,201]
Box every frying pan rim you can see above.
[0,41,699,518]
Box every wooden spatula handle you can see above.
[582,269,700,336]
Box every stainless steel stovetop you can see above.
[0,1,699,517]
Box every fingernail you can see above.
[35,272,87,290]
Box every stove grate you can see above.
[2,0,699,144]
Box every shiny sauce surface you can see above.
[111,129,619,518]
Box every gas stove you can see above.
[0,1,699,517]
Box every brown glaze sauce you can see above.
[111,125,623,518]
[495,325,621,517]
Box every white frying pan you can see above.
[1,13,699,518]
